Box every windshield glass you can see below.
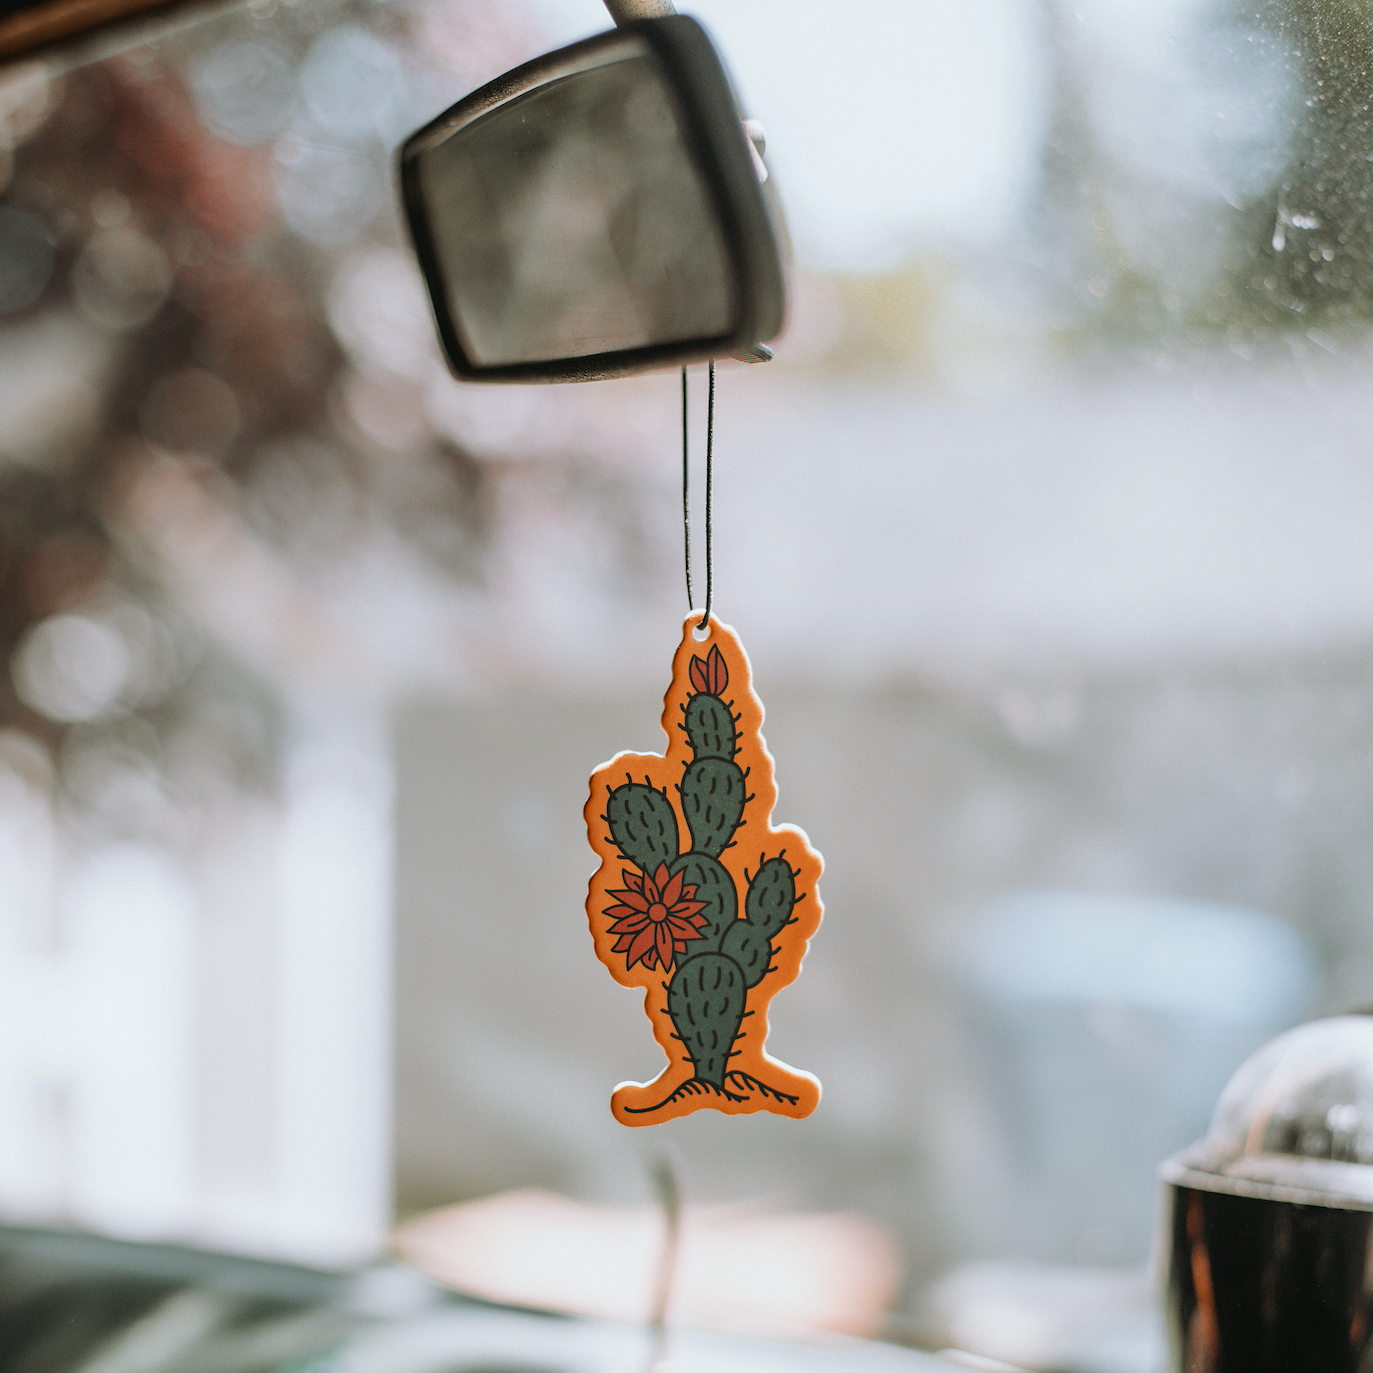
[0,2,1370,1369]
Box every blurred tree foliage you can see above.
[0,3,499,832]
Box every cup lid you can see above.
[1162,1016,1373,1210]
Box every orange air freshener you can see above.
[584,613,823,1126]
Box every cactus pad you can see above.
[679,757,747,857]
[666,953,747,1086]
[669,851,736,946]
[746,857,797,937]
[605,781,679,873]
[585,614,825,1125]
[684,692,737,760]
[719,919,773,988]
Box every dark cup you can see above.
[1158,1016,1373,1373]
[1161,1175,1373,1372]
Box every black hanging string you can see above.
[681,366,692,615]
[681,362,715,630]
[702,360,714,630]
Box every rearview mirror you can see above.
[399,16,786,384]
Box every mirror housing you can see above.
[399,16,787,384]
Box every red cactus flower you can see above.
[605,863,708,973]
[689,644,728,696]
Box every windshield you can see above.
[0,1,1368,1369]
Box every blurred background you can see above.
[3,0,1373,1368]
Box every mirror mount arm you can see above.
[602,0,676,24]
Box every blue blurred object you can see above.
[960,889,1319,1265]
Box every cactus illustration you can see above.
[586,615,824,1124]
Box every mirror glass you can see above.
[413,48,735,368]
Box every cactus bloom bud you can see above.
[688,644,728,696]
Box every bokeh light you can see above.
[71,227,173,330]
[190,39,295,146]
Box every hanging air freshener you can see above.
[584,366,823,1126]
